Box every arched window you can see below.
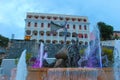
[52,40,57,44]
[67,32,71,37]
[39,40,44,43]
[46,31,51,36]
[27,15,32,18]
[39,31,44,36]
[53,32,58,36]
[66,17,70,21]
[53,17,58,20]
[34,16,39,19]
[26,30,31,35]
[46,40,51,43]
[72,18,76,21]
[66,41,70,44]
[59,40,64,44]
[47,16,51,19]
[40,16,45,19]
[72,32,77,37]
[79,41,83,45]
[33,30,38,36]
[78,18,81,22]
[59,17,63,20]
[59,32,64,36]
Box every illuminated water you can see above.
[16,50,27,80]
[113,40,120,80]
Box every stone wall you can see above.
[6,39,86,59]
[6,40,39,59]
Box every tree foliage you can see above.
[97,22,114,40]
[0,35,9,47]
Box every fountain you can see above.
[113,40,120,80]
[32,42,47,68]
[26,25,112,80]
[16,50,27,80]
[85,25,102,68]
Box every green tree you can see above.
[0,35,9,47]
[97,22,114,40]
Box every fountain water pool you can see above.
[15,26,116,80]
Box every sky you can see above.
[0,0,120,39]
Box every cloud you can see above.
[0,0,120,39]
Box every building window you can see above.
[73,24,75,29]
[66,17,70,21]
[40,31,44,36]
[46,31,51,36]
[79,41,83,45]
[46,40,51,43]
[72,32,77,37]
[39,40,44,43]
[84,19,87,22]
[27,15,32,18]
[40,16,45,19]
[67,24,69,29]
[53,17,58,20]
[28,22,31,27]
[26,30,31,35]
[79,25,81,30]
[48,23,50,28]
[41,23,44,27]
[67,32,71,37]
[84,25,87,30]
[78,34,83,38]
[59,17,63,20]
[85,42,88,45]
[33,30,38,36]
[47,16,51,19]
[78,18,81,22]
[84,34,88,38]
[52,40,57,44]
[53,32,58,36]
[66,41,70,44]
[34,16,39,19]
[59,32,64,36]
[34,22,37,27]
[72,18,76,21]
[59,40,64,44]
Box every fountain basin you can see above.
[27,67,114,80]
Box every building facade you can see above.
[24,13,90,45]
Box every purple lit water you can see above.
[79,26,102,68]
[32,42,47,68]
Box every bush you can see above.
[102,47,113,62]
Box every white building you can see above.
[101,40,115,47]
[24,12,90,45]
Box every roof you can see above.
[114,31,120,33]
